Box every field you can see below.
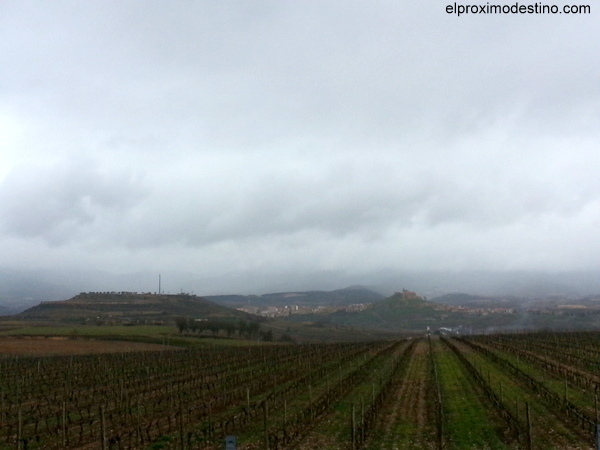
[0,331,599,449]
[0,337,176,356]
[0,324,271,350]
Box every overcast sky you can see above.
[1,1,599,292]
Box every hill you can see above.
[205,285,384,308]
[319,290,511,332]
[15,292,261,325]
[285,290,462,332]
[287,289,600,333]
[5,291,406,345]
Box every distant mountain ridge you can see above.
[4,267,600,314]
[6,287,600,335]
[205,286,384,308]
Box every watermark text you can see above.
[446,2,591,16]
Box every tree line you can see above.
[174,318,272,340]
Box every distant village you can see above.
[235,289,518,319]
[235,302,370,317]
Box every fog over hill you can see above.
[2,267,600,314]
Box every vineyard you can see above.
[1,332,600,449]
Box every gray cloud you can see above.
[0,157,148,244]
[0,1,599,286]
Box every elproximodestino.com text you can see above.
[447,2,590,16]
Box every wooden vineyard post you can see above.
[119,379,124,409]
[17,406,22,450]
[350,403,356,450]
[62,401,67,447]
[372,382,375,405]
[178,399,184,450]
[100,405,107,450]
[263,401,269,450]
[309,384,313,419]
[136,398,141,446]
[526,402,533,450]
[208,403,213,445]
[361,397,365,445]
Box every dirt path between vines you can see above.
[365,339,437,450]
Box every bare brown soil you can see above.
[0,336,176,355]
